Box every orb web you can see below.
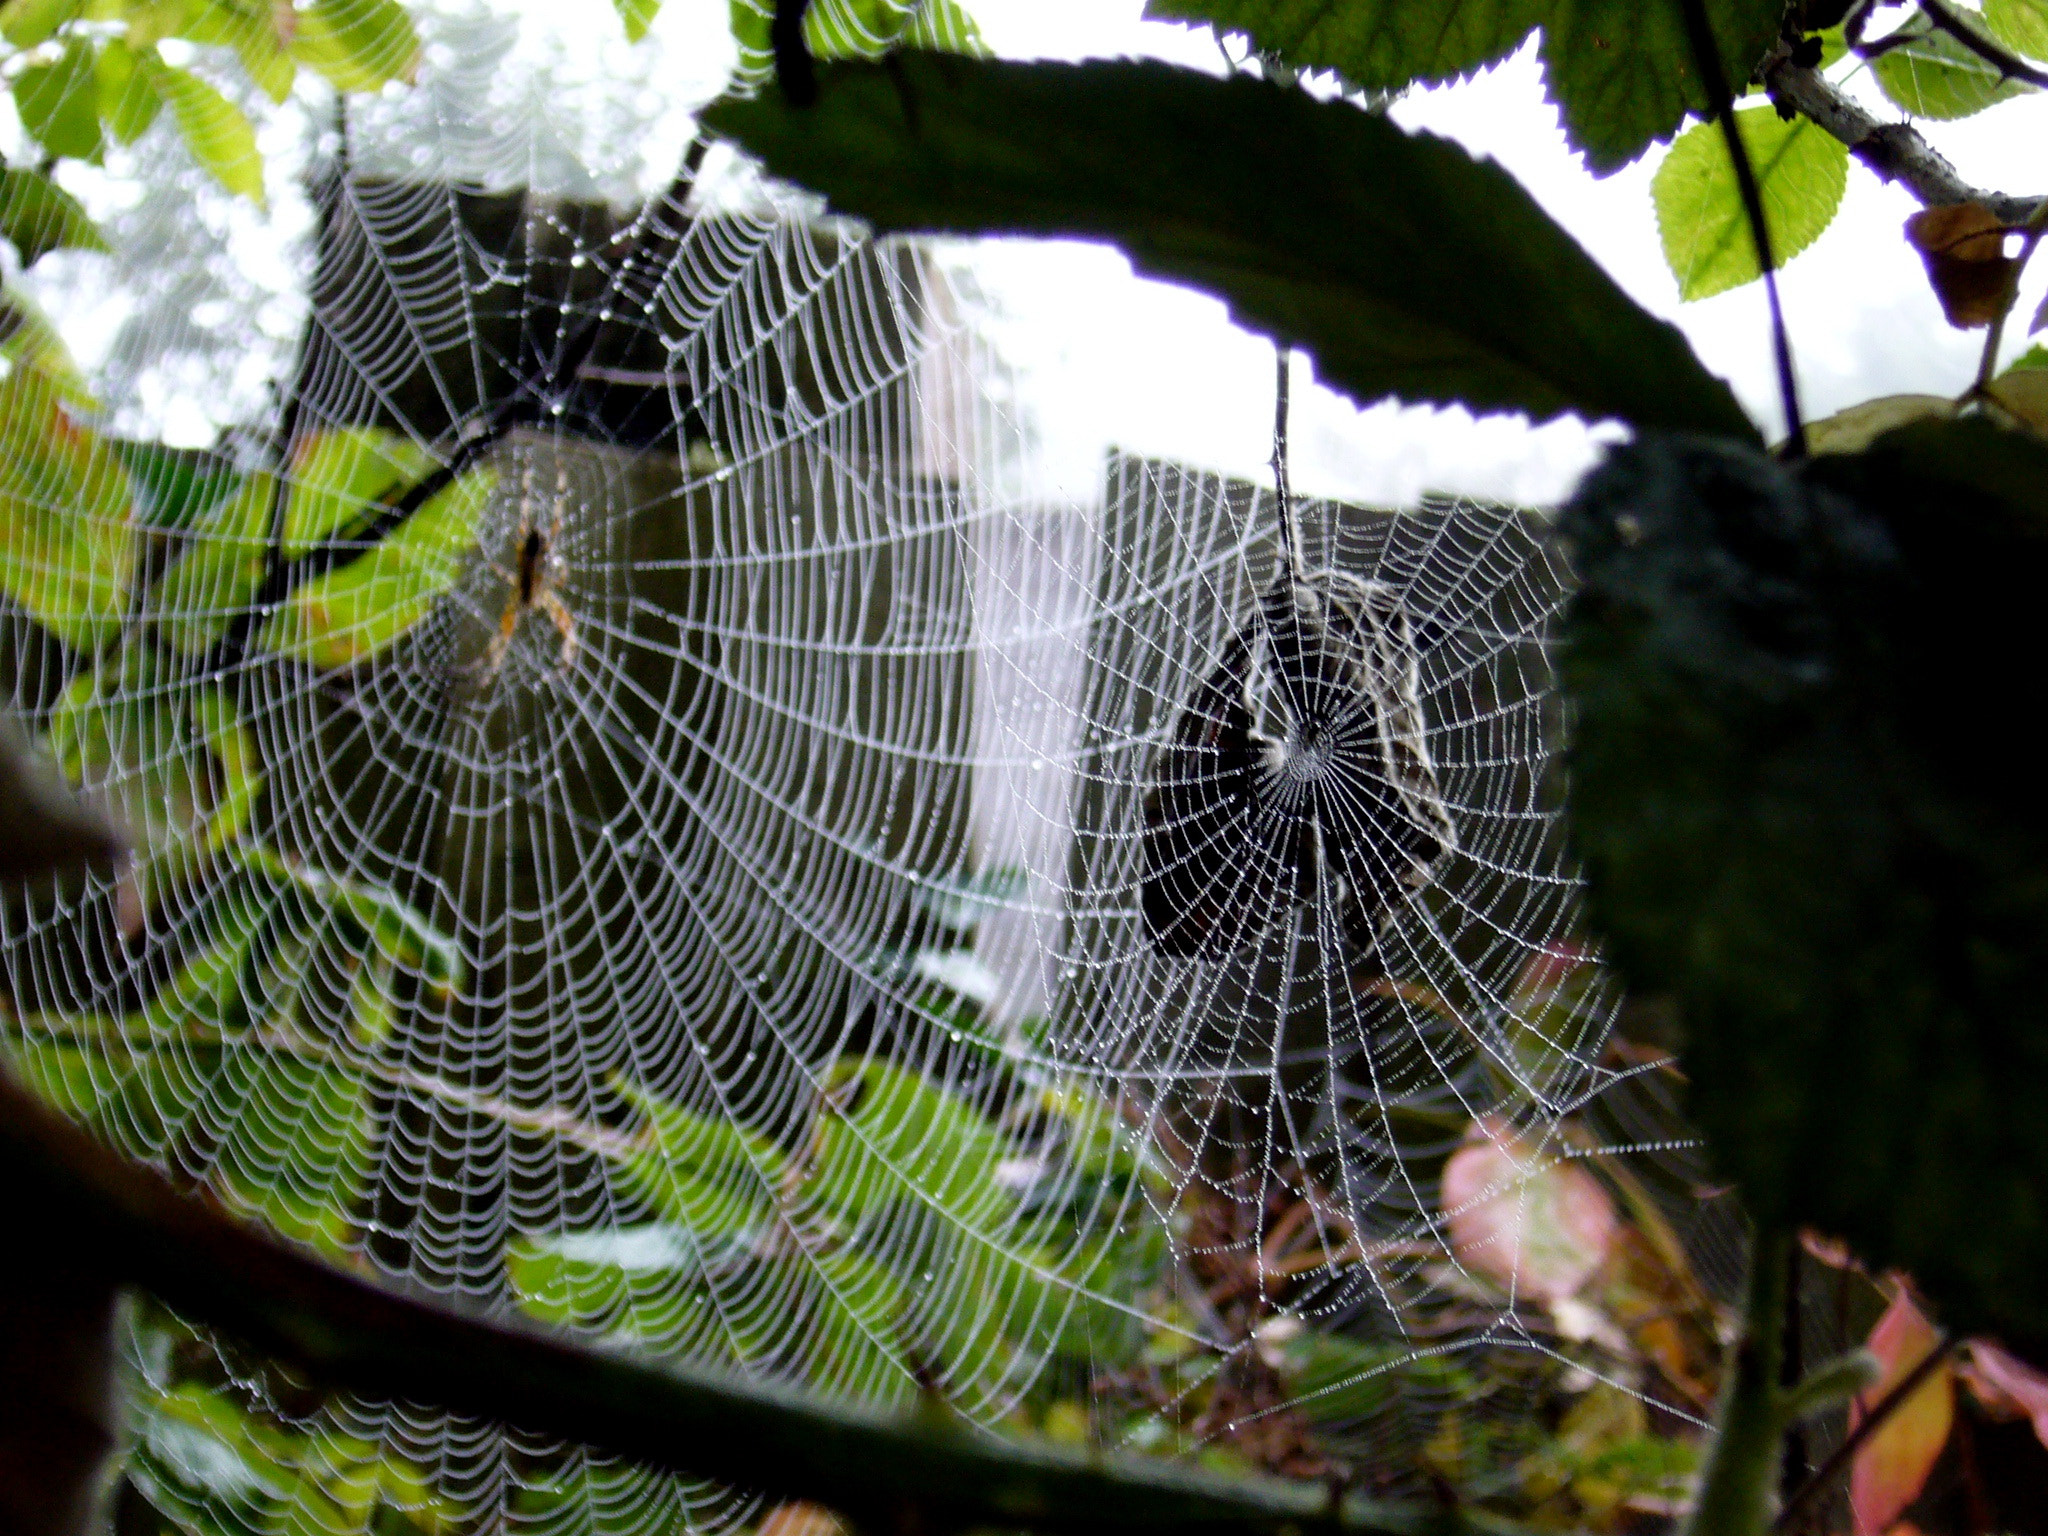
[0,10,1727,1532]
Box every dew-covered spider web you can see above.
[1,6,1741,1532]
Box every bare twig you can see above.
[1917,0,2048,89]
[1773,1330,1960,1533]
[1763,52,2045,225]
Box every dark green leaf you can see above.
[1558,418,2048,1348]
[1144,0,1783,172]
[1653,106,1848,300]
[108,439,243,532]
[15,37,103,160]
[0,165,108,264]
[704,56,1756,439]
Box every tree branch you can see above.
[0,1064,1509,1536]
[1763,50,2045,226]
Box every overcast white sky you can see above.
[935,0,2048,508]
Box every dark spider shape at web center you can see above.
[1139,564,1456,962]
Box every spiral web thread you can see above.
[0,9,1732,1532]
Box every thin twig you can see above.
[1763,51,2045,225]
[1679,0,1807,455]
[1271,346,1298,580]
[1773,1331,1961,1533]
[1917,0,2048,89]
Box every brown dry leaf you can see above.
[1904,203,2017,328]
[1802,394,1956,457]
[1985,367,2048,438]
[1850,1284,1954,1536]
[757,1503,848,1536]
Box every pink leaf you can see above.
[1960,1338,2048,1450]
[1850,1285,1953,1536]
[1441,1117,1616,1305]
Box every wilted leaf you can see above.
[1905,202,2016,327]
[1874,23,2034,118]
[1441,1116,1617,1304]
[1960,1339,2048,1447]
[705,56,1757,439]
[1851,1286,1952,1536]
[1803,393,1955,455]
[15,38,103,160]
[1558,418,2048,1348]
[1654,106,1847,300]
[1144,0,1783,174]
[1985,367,2048,437]
[0,166,108,265]
[154,62,266,205]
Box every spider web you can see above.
[0,7,1732,1532]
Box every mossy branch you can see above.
[0,1064,1514,1536]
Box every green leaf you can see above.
[258,462,494,669]
[1873,24,2033,119]
[46,656,260,902]
[289,0,423,93]
[613,1080,786,1243]
[1653,106,1849,300]
[108,438,243,532]
[703,56,1757,440]
[16,37,104,161]
[1558,417,2048,1350]
[96,36,168,141]
[284,426,436,546]
[613,0,660,42]
[803,1056,1013,1227]
[0,368,135,647]
[1144,0,1784,173]
[1,283,96,406]
[154,61,266,205]
[0,0,83,48]
[729,0,987,80]
[178,0,297,103]
[1987,0,2048,59]
[0,165,109,265]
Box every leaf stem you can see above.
[1773,1330,1959,1534]
[1677,0,1807,455]
[1687,1226,1790,1536]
